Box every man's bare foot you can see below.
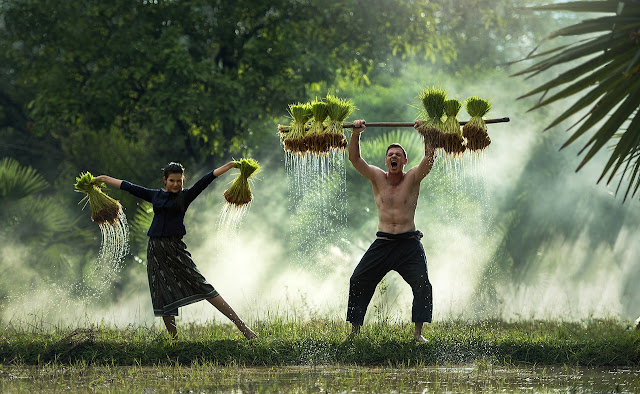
[341,330,358,344]
[414,333,427,343]
[342,324,361,343]
[414,322,428,343]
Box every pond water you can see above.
[2,364,640,392]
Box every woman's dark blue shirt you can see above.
[120,171,216,237]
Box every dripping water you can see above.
[95,211,130,283]
[285,149,348,270]
[218,203,251,231]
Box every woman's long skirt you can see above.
[147,236,219,316]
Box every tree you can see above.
[513,0,640,201]
[0,0,452,165]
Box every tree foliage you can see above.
[0,0,455,164]
[514,0,640,201]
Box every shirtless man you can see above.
[346,119,436,342]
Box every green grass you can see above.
[2,318,640,393]
[2,318,639,367]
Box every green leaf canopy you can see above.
[0,0,453,161]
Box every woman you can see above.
[95,161,256,340]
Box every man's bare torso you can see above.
[370,169,420,234]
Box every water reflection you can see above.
[2,364,639,393]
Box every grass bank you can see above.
[1,318,639,366]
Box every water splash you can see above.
[422,149,498,320]
[218,203,251,231]
[285,149,348,268]
[95,211,130,283]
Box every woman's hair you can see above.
[163,162,185,179]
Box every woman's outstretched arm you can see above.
[213,161,237,177]
[94,175,123,189]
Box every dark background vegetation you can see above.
[2,0,639,324]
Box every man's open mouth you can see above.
[391,161,398,168]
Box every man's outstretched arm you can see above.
[348,120,379,181]
[413,120,437,182]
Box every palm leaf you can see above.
[0,157,49,199]
[562,74,640,149]
[621,146,640,201]
[608,114,640,195]
[549,16,639,38]
[130,201,154,248]
[508,42,575,67]
[576,87,640,170]
[607,116,640,185]
[514,30,631,78]
[515,1,640,200]
[518,41,633,100]
[523,1,620,13]
[540,60,628,130]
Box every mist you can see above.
[2,60,640,330]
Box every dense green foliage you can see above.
[0,0,456,166]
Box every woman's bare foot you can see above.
[239,323,257,340]
[207,296,257,340]
[162,316,178,339]
[414,333,427,343]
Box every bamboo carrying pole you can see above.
[278,117,510,132]
[342,117,510,128]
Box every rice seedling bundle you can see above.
[74,171,129,269]
[283,103,313,154]
[220,159,261,230]
[302,99,330,153]
[75,172,123,224]
[463,97,492,151]
[223,158,261,206]
[417,87,447,149]
[324,94,354,151]
[442,98,466,156]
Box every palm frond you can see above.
[548,15,640,38]
[0,157,49,200]
[518,41,633,100]
[130,201,154,248]
[607,112,640,194]
[513,30,632,78]
[577,87,640,169]
[523,1,621,13]
[515,0,640,201]
[539,58,630,129]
